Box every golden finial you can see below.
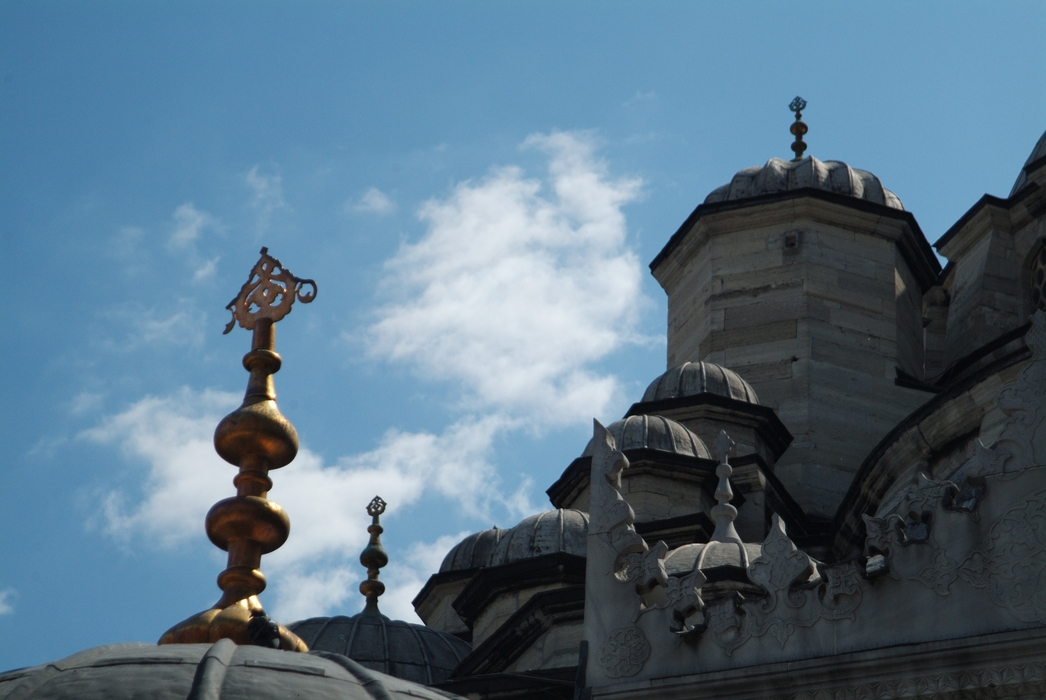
[159,247,316,652]
[789,96,808,161]
[359,496,389,616]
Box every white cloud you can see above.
[83,389,532,619]
[246,165,289,228]
[193,257,220,282]
[369,130,647,425]
[0,589,15,616]
[71,391,105,415]
[169,202,217,250]
[134,308,206,347]
[350,187,396,215]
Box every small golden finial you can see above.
[159,247,317,652]
[789,96,809,162]
[359,496,389,616]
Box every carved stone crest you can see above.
[598,627,650,678]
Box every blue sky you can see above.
[1,1,1043,670]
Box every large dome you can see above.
[641,361,759,404]
[488,509,588,566]
[580,414,711,459]
[439,526,507,573]
[0,640,459,700]
[1010,129,1046,197]
[288,613,471,685]
[705,156,903,210]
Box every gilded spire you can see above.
[789,96,808,161]
[159,247,316,652]
[359,496,389,616]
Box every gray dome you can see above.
[705,156,904,210]
[642,361,759,404]
[581,415,711,459]
[439,526,507,573]
[288,613,470,685]
[488,509,588,566]
[1010,129,1046,197]
[0,640,459,700]
[664,542,764,575]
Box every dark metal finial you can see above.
[359,496,389,616]
[789,96,809,162]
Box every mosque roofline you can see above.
[650,187,941,292]
[452,552,586,626]
[451,585,584,678]
[933,178,1041,253]
[831,322,1033,557]
[626,392,795,459]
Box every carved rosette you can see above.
[599,627,650,678]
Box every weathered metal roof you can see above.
[488,509,589,566]
[705,156,903,210]
[0,640,463,700]
[439,526,508,573]
[288,613,470,685]
[581,415,711,460]
[641,361,759,405]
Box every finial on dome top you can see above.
[709,430,742,544]
[360,496,389,616]
[789,96,809,162]
[224,247,316,335]
[159,248,315,652]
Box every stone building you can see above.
[2,121,1044,699]
[412,124,1046,699]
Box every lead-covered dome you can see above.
[580,415,711,459]
[288,613,471,685]
[488,509,588,566]
[439,526,507,573]
[0,640,460,700]
[642,361,759,405]
[705,156,903,210]
[1010,129,1046,197]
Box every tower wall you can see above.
[653,196,936,519]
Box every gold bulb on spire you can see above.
[359,496,389,616]
[159,247,316,652]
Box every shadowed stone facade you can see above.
[414,129,1046,700]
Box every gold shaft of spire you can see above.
[159,248,315,652]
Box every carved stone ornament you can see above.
[956,489,1046,623]
[590,421,648,565]
[770,660,1046,700]
[700,517,862,654]
[964,309,1046,479]
[598,627,650,679]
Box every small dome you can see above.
[663,541,764,575]
[642,361,759,404]
[439,526,507,573]
[288,613,471,685]
[1010,129,1046,197]
[581,415,711,459]
[705,156,904,210]
[488,509,588,566]
[0,640,457,700]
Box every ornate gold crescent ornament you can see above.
[224,247,317,334]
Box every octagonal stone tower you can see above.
[651,156,941,519]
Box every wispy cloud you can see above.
[246,165,289,229]
[87,132,648,621]
[369,130,647,425]
[83,389,532,619]
[0,589,15,616]
[169,202,217,250]
[350,187,396,215]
